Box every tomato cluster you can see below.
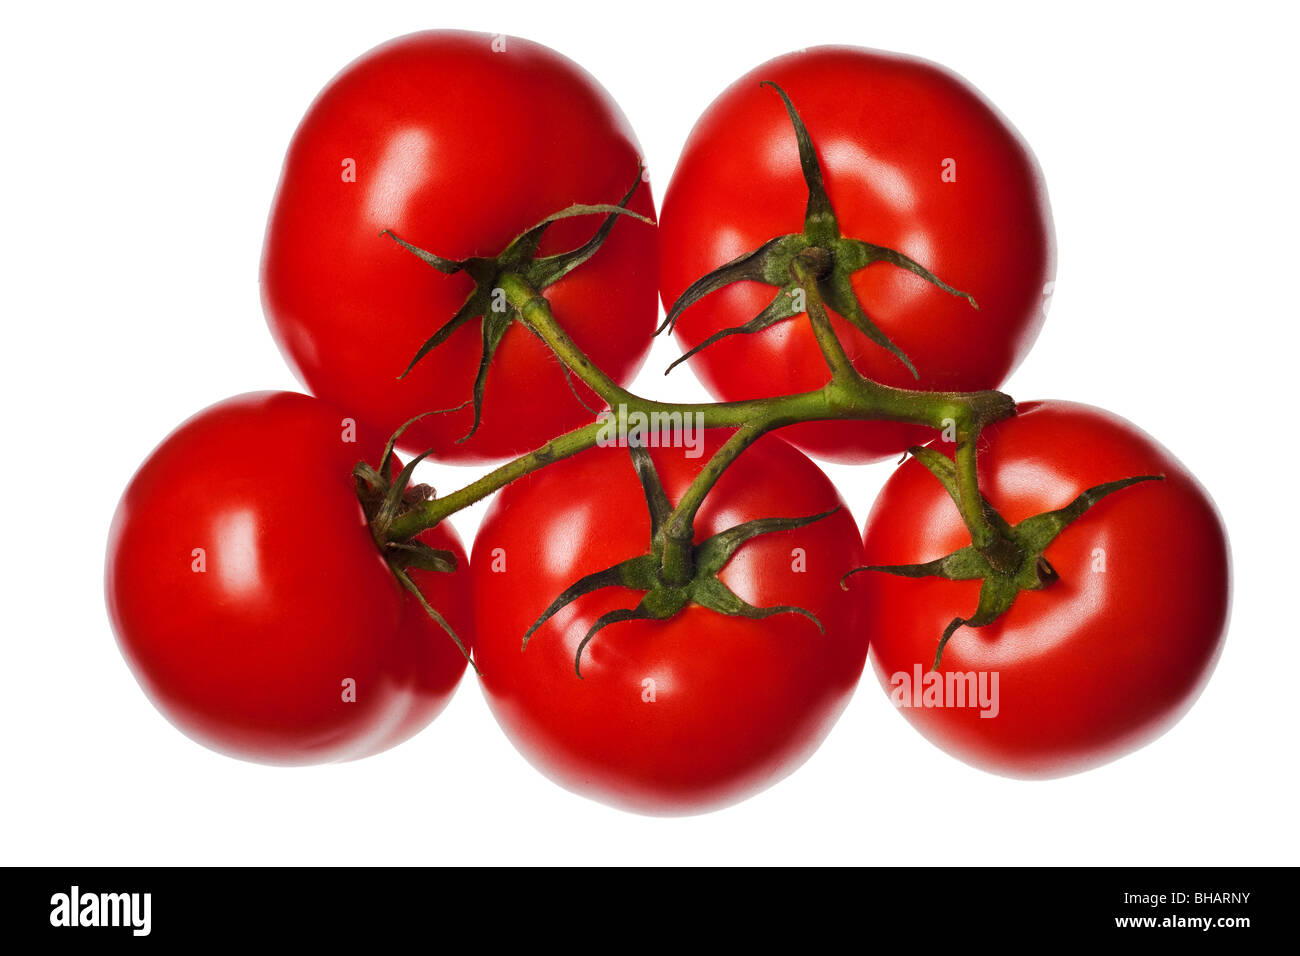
[106,31,1229,814]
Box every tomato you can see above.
[858,401,1230,777]
[105,391,472,764]
[659,47,1055,463]
[261,31,657,463]
[471,432,868,814]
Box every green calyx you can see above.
[353,412,473,668]
[659,81,977,377]
[380,171,653,441]
[844,445,1163,669]
[523,440,832,678]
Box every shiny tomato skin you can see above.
[471,433,869,815]
[105,391,471,764]
[261,31,657,463]
[860,401,1229,777]
[659,47,1054,463]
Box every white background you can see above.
[2,1,1296,865]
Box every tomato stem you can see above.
[791,256,857,383]
[383,274,1018,584]
[375,78,1018,575]
[659,423,766,586]
[497,273,634,408]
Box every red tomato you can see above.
[105,391,472,764]
[261,31,658,462]
[471,433,868,814]
[859,401,1229,777]
[659,47,1055,463]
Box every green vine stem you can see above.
[658,423,765,586]
[384,272,1017,562]
[791,252,856,383]
[497,272,632,408]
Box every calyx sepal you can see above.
[353,412,473,667]
[381,172,652,442]
[523,440,833,677]
[844,446,1162,668]
[659,82,977,377]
